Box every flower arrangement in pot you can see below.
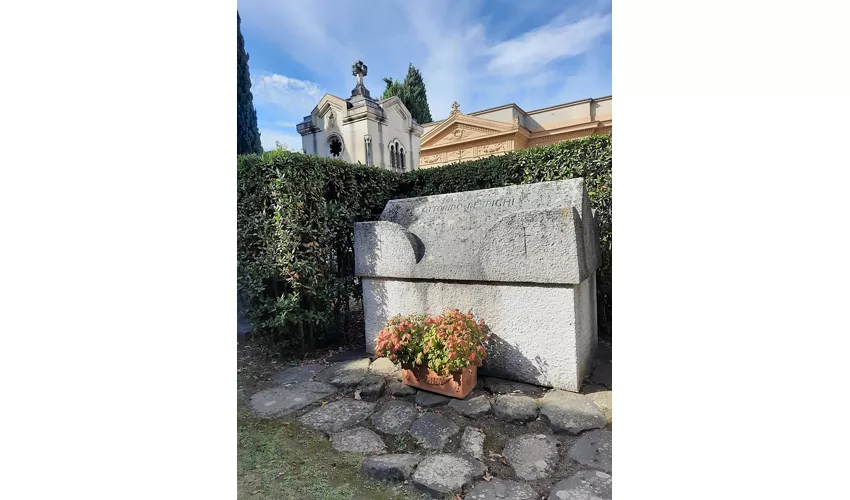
[374,308,488,399]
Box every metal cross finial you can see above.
[352,60,368,86]
[450,101,460,114]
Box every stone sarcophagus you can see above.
[353,179,601,391]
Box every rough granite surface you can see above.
[408,413,460,450]
[539,390,606,434]
[493,394,539,422]
[362,454,424,482]
[329,427,386,454]
[297,399,375,433]
[371,400,420,435]
[503,433,560,480]
[467,478,539,500]
[249,381,337,419]
[567,429,612,472]
[411,454,486,497]
[548,470,612,500]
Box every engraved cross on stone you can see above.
[523,225,529,257]
[352,60,368,86]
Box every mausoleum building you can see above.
[296,61,424,171]
[297,61,612,172]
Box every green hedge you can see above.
[237,150,403,350]
[237,135,612,350]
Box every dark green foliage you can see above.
[237,135,612,350]
[237,150,403,351]
[237,12,263,155]
[382,64,433,124]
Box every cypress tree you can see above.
[381,64,433,124]
[402,64,433,124]
[238,12,263,155]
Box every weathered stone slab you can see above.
[387,379,417,396]
[371,400,419,435]
[355,179,600,284]
[483,377,547,396]
[315,358,370,387]
[493,394,539,422]
[584,390,612,425]
[459,427,485,461]
[271,363,325,385]
[249,381,337,419]
[568,429,612,472]
[415,391,451,407]
[411,454,486,497]
[548,470,612,500]
[503,433,559,480]
[330,427,386,454]
[448,390,491,418]
[362,279,597,392]
[357,179,601,392]
[326,349,369,362]
[409,413,460,450]
[297,399,375,433]
[368,357,400,378]
[362,454,424,481]
[467,478,538,500]
[590,362,612,388]
[539,390,606,434]
[356,374,385,401]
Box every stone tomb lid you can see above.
[354,179,600,284]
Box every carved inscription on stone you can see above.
[480,142,505,154]
[422,154,442,164]
[415,198,516,214]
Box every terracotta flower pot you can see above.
[401,364,477,399]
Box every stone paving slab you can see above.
[371,400,419,435]
[548,470,612,500]
[315,358,370,387]
[567,429,612,472]
[357,374,386,401]
[297,399,375,433]
[249,381,337,419]
[459,426,485,461]
[467,478,538,500]
[386,379,417,396]
[411,453,486,497]
[368,357,401,378]
[271,363,326,385]
[362,454,424,482]
[415,391,452,407]
[409,412,460,450]
[330,427,386,454]
[483,376,547,396]
[539,390,606,434]
[504,433,559,480]
[448,390,491,418]
[584,390,612,425]
[492,394,539,422]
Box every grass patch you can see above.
[237,408,423,500]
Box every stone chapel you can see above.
[297,61,612,171]
[296,61,423,171]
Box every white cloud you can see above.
[487,14,612,76]
[241,1,610,123]
[259,128,303,152]
[251,73,324,115]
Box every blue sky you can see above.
[238,0,612,151]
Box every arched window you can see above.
[400,148,405,171]
[390,144,396,168]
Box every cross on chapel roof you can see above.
[350,60,371,99]
[450,101,460,115]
